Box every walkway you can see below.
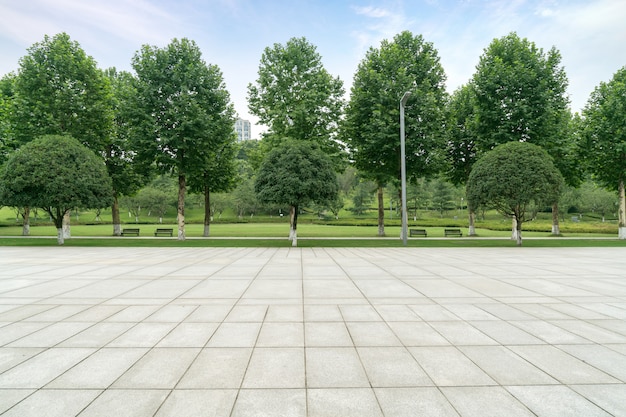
[0,247,625,416]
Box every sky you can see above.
[1,0,624,139]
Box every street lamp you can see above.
[400,91,411,246]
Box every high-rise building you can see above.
[235,118,251,142]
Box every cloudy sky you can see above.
[1,0,624,138]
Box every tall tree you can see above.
[104,68,146,236]
[581,66,626,238]
[255,140,338,246]
[471,32,575,235]
[0,74,16,166]
[132,38,236,240]
[0,135,112,245]
[343,31,448,236]
[467,142,563,246]
[247,37,345,156]
[10,33,113,237]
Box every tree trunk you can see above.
[618,179,626,239]
[112,195,121,236]
[63,211,71,239]
[289,206,296,241]
[52,208,65,245]
[292,204,298,247]
[516,215,523,246]
[551,202,560,235]
[22,206,30,236]
[177,174,186,241]
[203,185,211,237]
[468,209,476,236]
[377,184,385,237]
[511,217,518,241]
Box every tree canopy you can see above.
[0,135,112,244]
[467,141,563,245]
[581,66,626,238]
[255,140,338,246]
[247,37,345,156]
[11,33,113,150]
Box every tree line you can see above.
[0,31,624,245]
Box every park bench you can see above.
[444,228,463,237]
[154,228,174,237]
[121,228,140,236]
[409,229,427,237]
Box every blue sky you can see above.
[1,0,624,138]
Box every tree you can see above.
[467,142,563,246]
[581,66,626,238]
[471,32,575,235]
[0,74,16,166]
[0,135,112,245]
[247,37,345,157]
[255,141,338,246]
[343,30,447,236]
[579,181,617,222]
[132,38,236,240]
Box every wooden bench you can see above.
[121,228,140,236]
[409,229,427,237]
[154,228,173,237]
[444,228,463,237]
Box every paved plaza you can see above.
[0,246,625,416]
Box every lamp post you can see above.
[400,91,411,246]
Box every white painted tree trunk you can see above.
[511,217,518,240]
[113,223,121,236]
[292,229,297,247]
[56,228,64,245]
[22,207,30,236]
[377,185,385,237]
[63,211,71,239]
[468,210,476,236]
[289,206,296,241]
[177,175,186,241]
[618,179,626,239]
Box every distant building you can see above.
[235,118,251,142]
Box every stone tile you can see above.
[65,305,126,321]
[256,322,304,347]
[0,322,49,346]
[154,389,237,417]
[374,305,421,321]
[0,347,45,373]
[104,305,161,322]
[206,322,261,347]
[0,348,95,388]
[1,389,100,417]
[550,319,626,343]
[112,348,199,388]
[0,389,35,414]
[468,320,544,345]
[265,305,303,322]
[78,389,169,417]
[22,305,89,321]
[308,388,383,417]
[306,347,370,388]
[177,348,252,389]
[428,321,498,345]
[224,305,268,322]
[58,322,134,347]
[231,389,306,417]
[409,305,461,321]
[358,347,432,387]
[339,305,381,321]
[107,322,177,347]
[571,385,626,416]
[443,304,499,320]
[184,305,232,322]
[242,347,305,388]
[375,387,460,417]
[7,322,92,347]
[442,386,535,417]
[510,320,592,344]
[507,385,612,417]
[556,344,626,381]
[156,322,218,347]
[243,280,302,298]
[144,305,197,322]
[408,347,495,386]
[345,322,401,346]
[305,280,362,299]
[458,346,558,385]
[303,305,343,321]
[47,348,147,388]
[509,345,620,384]
[305,322,353,347]
[387,322,451,346]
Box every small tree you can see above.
[255,141,338,246]
[0,135,112,244]
[467,142,563,246]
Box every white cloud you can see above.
[353,5,391,18]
